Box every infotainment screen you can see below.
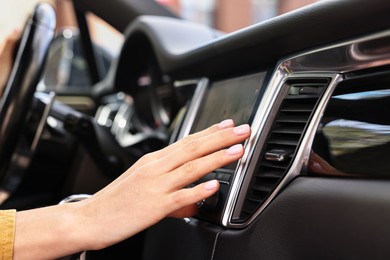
[189,72,267,171]
[183,72,267,221]
[190,72,267,134]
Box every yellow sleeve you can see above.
[0,209,16,260]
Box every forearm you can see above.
[14,202,89,260]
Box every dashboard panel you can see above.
[163,29,390,229]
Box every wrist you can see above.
[72,197,112,251]
[14,202,90,259]
[61,202,92,252]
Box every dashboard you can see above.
[162,30,390,229]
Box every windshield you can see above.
[156,0,319,33]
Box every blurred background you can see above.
[159,0,319,32]
[0,0,318,90]
[0,0,319,52]
[0,0,123,57]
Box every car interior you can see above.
[0,0,390,259]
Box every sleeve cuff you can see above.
[0,209,16,260]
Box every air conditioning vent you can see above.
[235,78,329,222]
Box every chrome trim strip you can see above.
[177,78,209,140]
[221,67,289,226]
[284,30,390,74]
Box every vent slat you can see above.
[246,196,265,204]
[256,169,286,179]
[267,138,299,146]
[284,95,321,100]
[241,202,259,215]
[272,129,303,134]
[251,183,275,193]
[259,161,289,170]
[272,125,305,134]
[281,108,314,113]
[281,103,317,112]
[277,115,311,123]
[234,79,329,223]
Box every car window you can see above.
[0,0,48,39]
[86,13,124,58]
[40,0,124,91]
[0,0,124,91]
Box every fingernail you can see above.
[226,144,243,155]
[218,119,234,129]
[233,124,250,135]
[204,180,219,190]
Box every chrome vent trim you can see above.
[232,78,330,223]
[235,79,329,222]
[223,73,342,228]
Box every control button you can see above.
[203,172,217,181]
[198,190,219,211]
[193,172,216,186]
[216,172,231,183]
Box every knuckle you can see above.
[215,129,229,142]
[182,160,197,175]
[180,135,193,145]
[141,152,154,161]
[137,153,154,165]
[142,150,162,162]
[183,139,201,153]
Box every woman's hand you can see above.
[14,119,251,259]
[79,119,251,249]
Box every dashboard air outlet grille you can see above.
[235,78,329,222]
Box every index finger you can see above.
[157,123,251,174]
[138,119,235,165]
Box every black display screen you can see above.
[190,72,267,170]
[191,72,267,134]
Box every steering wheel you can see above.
[0,3,56,199]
